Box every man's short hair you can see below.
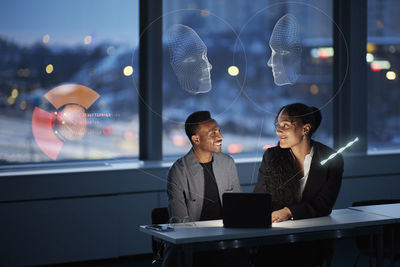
[185,111,214,143]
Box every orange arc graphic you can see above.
[32,107,64,160]
[44,84,100,109]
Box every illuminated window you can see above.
[367,0,400,154]
[0,0,139,163]
[162,1,333,157]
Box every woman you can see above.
[254,103,344,266]
[255,103,344,221]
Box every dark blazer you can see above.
[254,140,344,220]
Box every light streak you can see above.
[321,137,359,165]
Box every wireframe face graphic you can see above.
[267,14,302,86]
[167,24,213,94]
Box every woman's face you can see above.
[275,111,307,149]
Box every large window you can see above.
[0,0,139,164]
[4,0,393,166]
[162,0,334,158]
[367,0,400,154]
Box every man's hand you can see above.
[271,207,292,223]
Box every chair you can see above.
[352,199,400,267]
[151,207,169,264]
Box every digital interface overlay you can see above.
[32,84,100,160]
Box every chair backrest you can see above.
[152,207,169,225]
[151,207,169,264]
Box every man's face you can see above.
[192,120,223,153]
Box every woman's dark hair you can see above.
[275,103,322,138]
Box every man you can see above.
[167,110,241,222]
[162,111,245,267]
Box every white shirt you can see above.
[299,146,314,198]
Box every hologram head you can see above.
[167,24,213,94]
[267,14,302,86]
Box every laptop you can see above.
[222,192,272,228]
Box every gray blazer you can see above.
[167,149,242,222]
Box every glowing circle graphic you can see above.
[32,84,100,160]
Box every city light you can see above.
[123,66,133,76]
[228,66,239,76]
[227,144,243,154]
[102,126,113,135]
[370,60,391,72]
[310,84,319,95]
[7,96,15,105]
[84,35,92,45]
[317,47,334,58]
[20,101,27,110]
[42,34,50,44]
[124,130,137,141]
[263,144,274,150]
[310,47,334,59]
[386,71,396,80]
[46,64,54,74]
[200,9,210,16]
[366,53,374,63]
[172,134,188,147]
[367,43,377,53]
[310,48,318,58]
[11,88,18,98]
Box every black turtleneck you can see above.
[199,160,222,221]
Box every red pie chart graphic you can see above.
[32,84,100,160]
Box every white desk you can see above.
[349,203,400,220]
[140,208,395,267]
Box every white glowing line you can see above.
[320,137,359,165]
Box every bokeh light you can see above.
[228,66,239,76]
[172,134,188,147]
[46,64,54,74]
[123,66,134,76]
[84,35,92,45]
[102,126,113,135]
[386,71,396,80]
[11,88,18,98]
[263,144,274,150]
[20,101,27,110]
[124,130,137,141]
[227,143,242,154]
[42,34,50,44]
[7,96,15,105]
[310,84,319,95]
[367,42,377,53]
[366,53,374,63]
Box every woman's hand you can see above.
[271,207,292,223]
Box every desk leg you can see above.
[177,245,193,267]
[376,226,384,267]
[184,245,193,267]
